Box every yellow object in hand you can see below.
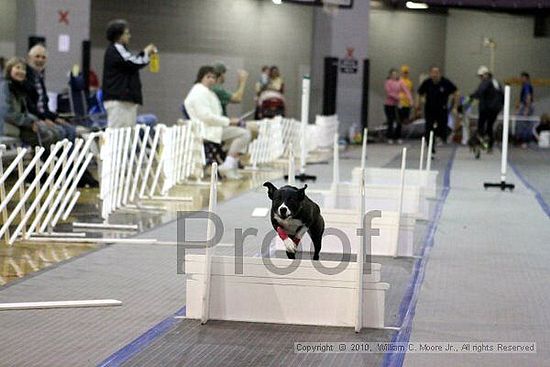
[149,53,159,73]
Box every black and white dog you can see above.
[263,182,325,260]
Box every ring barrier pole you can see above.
[201,162,218,324]
[484,85,515,191]
[426,131,434,172]
[419,136,425,171]
[393,147,407,258]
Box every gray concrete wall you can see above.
[445,9,550,114]
[310,2,370,137]
[14,0,91,93]
[90,0,314,125]
[368,8,447,128]
[0,0,17,58]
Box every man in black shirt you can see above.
[470,66,503,152]
[416,66,459,152]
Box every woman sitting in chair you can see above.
[184,65,251,180]
[0,57,61,148]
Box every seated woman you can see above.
[0,57,99,187]
[184,65,251,180]
[267,66,284,94]
[0,57,61,148]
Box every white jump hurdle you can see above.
[312,135,427,220]
[284,147,416,257]
[185,165,390,330]
[351,132,438,200]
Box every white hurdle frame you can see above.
[187,165,389,330]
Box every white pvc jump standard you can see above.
[185,165,390,331]
[311,135,427,221]
[483,85,515,191]
[351,133,438,200]
[287,147,416,257]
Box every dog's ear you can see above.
[263,182,277,200]
[297,184,308,200]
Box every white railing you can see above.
[247,117,285,169]
[0,134,100,245]
[95,121,204,225]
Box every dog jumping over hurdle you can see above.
[263,182,325,260]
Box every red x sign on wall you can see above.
[58,10,69,25]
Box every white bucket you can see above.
[539,131,550,148]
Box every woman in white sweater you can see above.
[184,66,250,179]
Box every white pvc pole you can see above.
[360,128,368,171]
[201,162,218,324]
[16,148,28,237]
[355,167,366,333]
[0,147,28,187]
[122,126,140,204]
[139,127,161,198]
[300,76,310,174]
[62,191,81,221]
[113,128,125,209]
[394,147,407,258]
[0,146,9,242]
[501,85,511,182]
[150,126,167,197]
[0,147,45,216]
[72,222,138,230]
[0,144,63,242]
[426,131,434,172]
[130,126,150,201]
[333,133,340,185]
[38,140,86,232]
[17,142,77,242]
[419,136,425,171]
[117,127,131,207]
[288,143,295,186]
[53,153,94,225]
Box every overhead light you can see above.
[272,0,283,4]
[406,1,429,9]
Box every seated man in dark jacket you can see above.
[25,44,76,142]
[102,19,157,128]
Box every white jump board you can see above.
[0,299,122,311]
[352,167,439,199]
[185,255,389,329]
[274,208,415,257]
[322,182,428,220]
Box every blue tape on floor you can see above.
[381,146,457,367]
[97,306,186,367]
[509,162,550,219]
